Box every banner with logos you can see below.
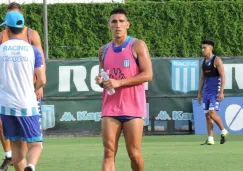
[44,57,243,98]
[41,100,150,133]
[42,57,243,134]
[193,97,243,134]
[41,98,193,134]
[147,97,194,134]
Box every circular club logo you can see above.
[225,104,243,131]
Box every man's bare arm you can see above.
[30,29,46,70]
[198,61,204,96]
[97,45,106,88]
[0,32,3,44]
[98,45,106,70]
[34,66,46,91]
[215,57,225,94]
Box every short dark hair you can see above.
[8,26,23,34]
[110,8,128,17]
[8,2,22,11]
[201,40,214,47]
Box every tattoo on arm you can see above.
[98,45,106,88]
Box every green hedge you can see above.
[126,0,241,2]
[0,2,243,58]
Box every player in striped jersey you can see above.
[0,3,45,171]
[0,11,46,171]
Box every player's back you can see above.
[1,26,29,44]
[0,39,39,116]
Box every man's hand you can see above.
[197,94,202,104]
[95,73,103,85]
[103,79,122,90]
[35,87,43,99]
[218,92,224,101]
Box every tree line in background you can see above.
[0,1,242,58]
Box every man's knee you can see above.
[12,154,25,164]
[207,110,215,117]
[208,110,219,118]
[103,139,117,159]
[128,149,141,161]
[103,145,116,159]
[27,142,42,150]
[11,141,25,163]
[205,114,212,121]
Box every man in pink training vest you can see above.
[95,8,153,171]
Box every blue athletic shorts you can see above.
[103,116,142,123]
[203,94,220,113]
[1,115,43,143]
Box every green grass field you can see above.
[3,135,242,171]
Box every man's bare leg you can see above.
[0,120,11,156]
[123,118,144,171]
[208,110,224,130]
[102,117,122,171]
[0,120,13,171]
[209,110,228,144]
[25,142,42,170]
[206,113,214,137]
[22,141,28,156]
[10,140,26,171]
